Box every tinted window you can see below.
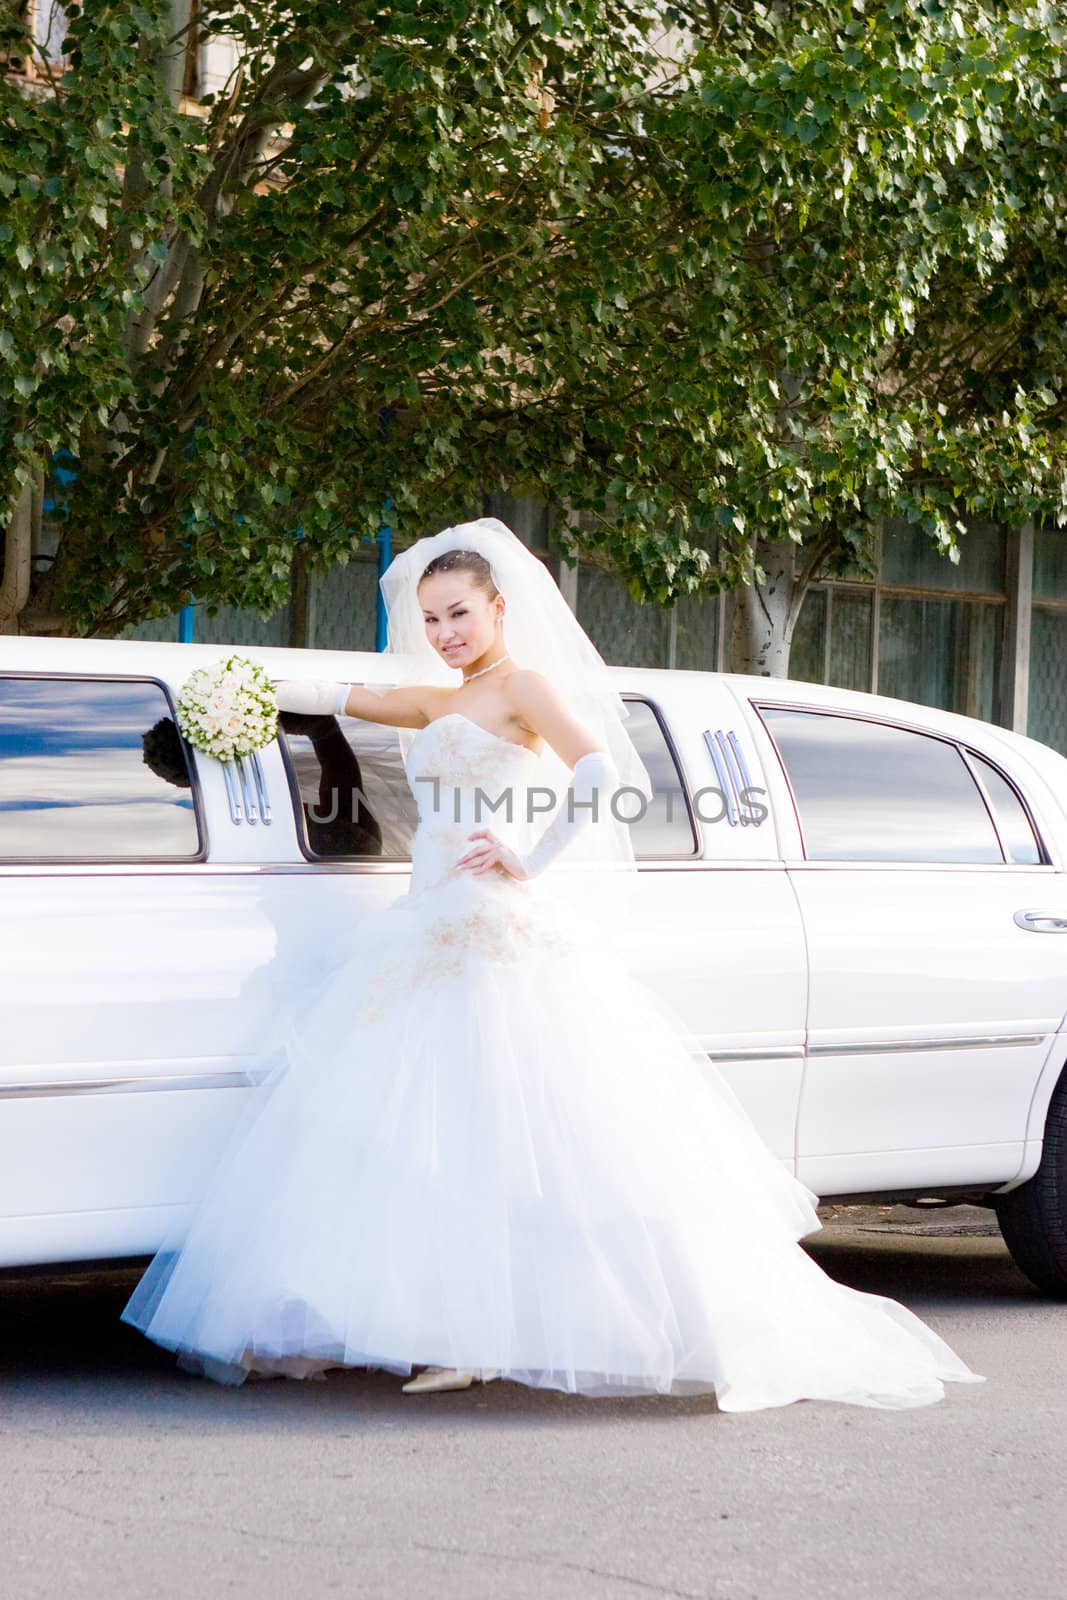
[279,709,418,860]
[967,752,1044,865]
[279,697,696,862]
[621,698,699,859]
[757,707,1003,863]
[0,675,202,861]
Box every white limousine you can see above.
[2,635,1066,1298]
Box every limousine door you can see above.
[616,691,809,1169]
[749,702,1066,1197]
[0,672,299,1268]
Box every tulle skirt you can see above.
[121,870,984,1411]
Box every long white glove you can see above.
[273,679,349,716]
[515,750,617,879]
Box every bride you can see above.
[121,518,984,1410]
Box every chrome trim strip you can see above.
[2,1037,1039,1097]
[221,761,244,824]
[751,696,983,742]
[1,857,1057,878]
[0,859,412,877]
[707,1046,805,1062]
[235,755,259,824]
[807,1033,1047,1057]
[249,750,273,825]
[725,730,761,826]
[703,729,738,824]
[719,731,751,828]
[713,730,743,824]
[0,1069,269,1100]
[785,860,1058,874]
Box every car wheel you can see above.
[994,1067,1067,1298]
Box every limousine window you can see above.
[0,675,203,861]
[756,706,1008,863]
[279,696,696,863]
[965,750,1045,865]
[619,698,699,858]
[278,708,419,860]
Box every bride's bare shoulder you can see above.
[505,669,566,715]
[504,671,600,760]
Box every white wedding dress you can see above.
[122,713,984,1410]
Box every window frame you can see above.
[957,744,1050,866]
[0,671,208,865]
[618,695,701,862]
[752,699,1052,868]
[276,692,701,867]
[276,708,417,868]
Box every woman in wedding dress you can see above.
[121,519,984,1411]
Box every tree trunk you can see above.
[728,535,801,676]
[0,472,40,634]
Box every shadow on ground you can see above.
[0,1226,1039,1411]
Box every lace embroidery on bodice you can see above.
[403,714,547,896]
[352,716,574,1024]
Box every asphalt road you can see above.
[1,1223,1064,1600]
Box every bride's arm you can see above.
[272,679,432,729]
[502,669,602,768]
[456,671,615,880]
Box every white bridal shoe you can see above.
[401,1365,499,1394]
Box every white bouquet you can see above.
[175,653,278,763]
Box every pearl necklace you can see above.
[461,653,511,684]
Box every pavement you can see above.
[0,1208,1063,1600]
[817,1200,1001,1236]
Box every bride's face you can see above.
[418,573,504,668]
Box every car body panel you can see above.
[2,637,1065,1266]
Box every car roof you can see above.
[2,633,1065,800]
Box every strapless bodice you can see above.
[403,714,547,896]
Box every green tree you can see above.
[486,0,1067,672]
[1,0,693,635]
[3,1,1066,672]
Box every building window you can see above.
[1029,524,1067,756]
[576,561,671,668]
[878,593,1001,720]
[4,2,68,77]
[788,517,1006,720]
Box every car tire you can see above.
[994,1067,1067,1298]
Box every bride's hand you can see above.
[456,828,529,880]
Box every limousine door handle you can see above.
[1013,909,1067,933]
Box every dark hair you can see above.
[417,547,499,600]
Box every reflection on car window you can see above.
[620,699,699,858]
[280,697,695,863]
[0,675,202,861]
[757,707,1004,863]
[967,751,1044,865]
[279,708,418,860]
